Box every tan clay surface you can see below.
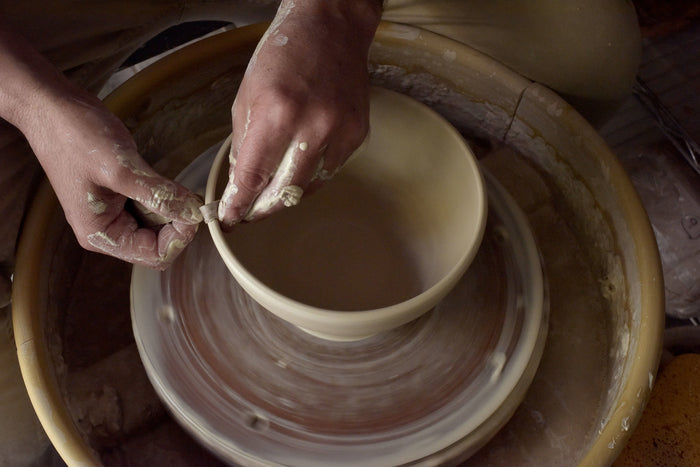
[228,171,426,310]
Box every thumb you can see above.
[115,166,203,226]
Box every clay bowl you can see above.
[205,87,487,341]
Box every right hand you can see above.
[217,0,382,227]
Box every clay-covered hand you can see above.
[1,22,202,269]
[28,96,202,269]
[24,90,203,269]
[217,0,382,227]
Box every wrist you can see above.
[3,75,77,143]
[284,0,382,40]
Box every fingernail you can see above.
[160,237,187,264]
[171,220,199,239]
[217,199,229,224]
[222,181,239,202]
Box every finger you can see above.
[156,221,199,267]
[243,139,325,221]
[306,124,370,194]
[85,210,198,270]
[242,116,370,220]
[107,154,203,225]
[306,143,342,195]
[218,113,294,227]
[216,96,255,227]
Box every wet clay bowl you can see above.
[205,87,487,341]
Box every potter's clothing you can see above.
[382,0,641,105]
[2,0,641,98]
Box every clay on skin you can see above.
[272,34,288,47]
[86,192,107,215]
[87,231,119,249]
[160,238,187,264]
[219,1,297,222]
[116,153,152,178]
[244,140,304,220]
[248,0,294,71]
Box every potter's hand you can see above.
[0,23,202,269]
[218,0,382,227]
[29,91,202,269]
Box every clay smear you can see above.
[87,192,107,215]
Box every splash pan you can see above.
[131,145,547,466]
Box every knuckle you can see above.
[268,84,306,105]
[266,99,301,128]
[235,166,271,193]
[97,164,123,187]
[76,234,95,251]
[101,162,136,189]
[311,103,342,129]
[312,115,339,138]
[260,84,308,115]
[77,229,107,253]
[346,108,370,138]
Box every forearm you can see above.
[282,0,382,49]
[0,20,73,134]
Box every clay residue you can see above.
[466,149,613,466]
[87,192,107,215]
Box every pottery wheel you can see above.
[131,145,547,466]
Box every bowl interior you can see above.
[207,87,486,317]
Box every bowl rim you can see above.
[205,88,487,339]
[12,181,102,466]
